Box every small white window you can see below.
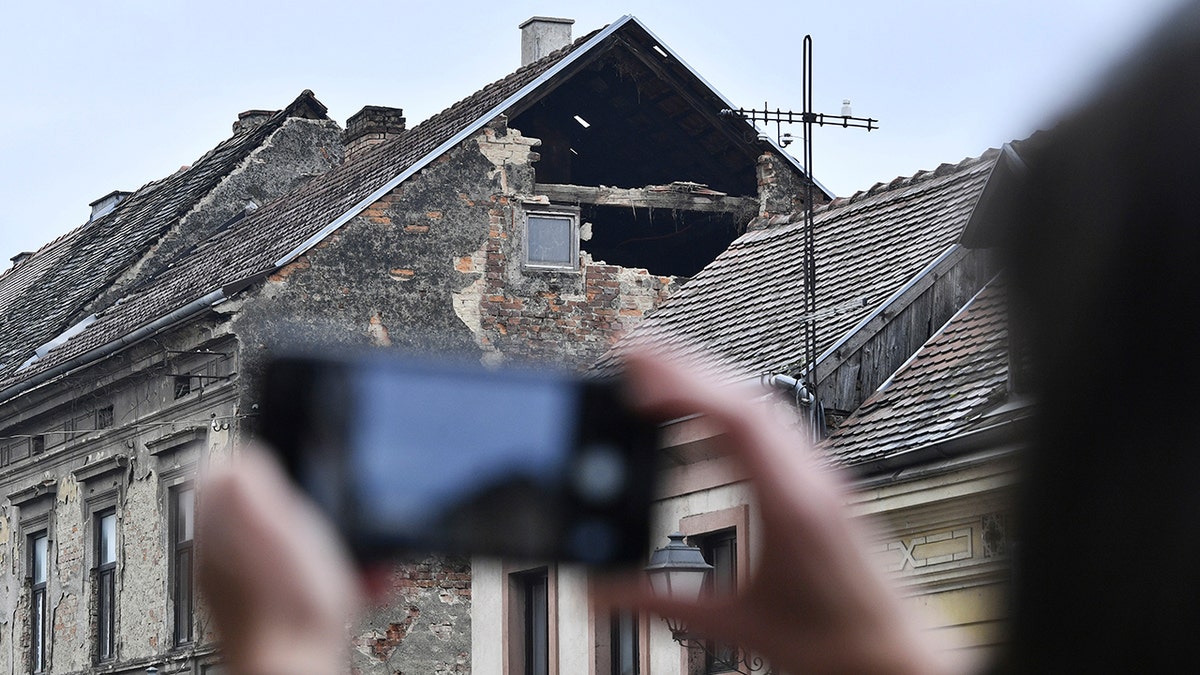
[526,212,578,269]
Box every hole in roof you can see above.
[573,115,591,128]
[652,45,668,58]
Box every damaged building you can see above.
[0,15,820,675]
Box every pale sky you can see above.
[0,0,1185,267]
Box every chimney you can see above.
[343,106,406,160]
[89,190,132,222]
[233,109,276,134]
[519,17,574,66]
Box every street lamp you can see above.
[644,532,712,639]
[644,533,773,674]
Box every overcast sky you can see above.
[0,0,1185,267]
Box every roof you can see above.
[819,279,1017,467]
[0,91,330,377]
[593,149,1000,380]
[0,15,793,401]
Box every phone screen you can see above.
[265,355,655,565]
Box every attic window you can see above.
[96,406,114,430]
[174,375,192,400]
[525,211,579,270]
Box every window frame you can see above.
[94,509,118,662]
[73,453,128,664]
[524,208,580,271]
[505,564,557,675]
[694,529,738,673]
[170,484,196,646]
[10,482,56,675]
[29,530,49,674]
[679,505,751,675]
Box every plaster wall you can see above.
[0,323,238,674]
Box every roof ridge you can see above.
[818,148,1000,215]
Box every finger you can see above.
[623,349,842,513]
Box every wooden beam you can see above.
[535,183,757,214]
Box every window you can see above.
[95,511,117,661]
[523,571,549,675]
[526,212,578,269]
[29,532,49,673]
[610,609,639,675]
[171,486,195,645]
[509,568,550,675]
[698,529,737,673]
[30,435,44,455]
[96,405,114,430]
[173,375,192,400]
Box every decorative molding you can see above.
[8,479,57,507]
[146,426,206,456]
[882,527,973,573]
[71,453,129,483]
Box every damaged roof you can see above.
[0,91,330,378]
[819,279,1023,469]
[593,150,1000,379]
[0,15,810,401]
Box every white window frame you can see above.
[524,209,580,271]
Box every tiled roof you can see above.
[593,149,1000,379]
[0,24,605,396]
[820,279,1010,466]
[0,92,327,376]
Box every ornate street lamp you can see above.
[644,533,773,674]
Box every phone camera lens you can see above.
[572,443,627,504]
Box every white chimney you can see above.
[519,17,574,66]
[89,190,132,222]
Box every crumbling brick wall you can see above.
[456,121,681,370]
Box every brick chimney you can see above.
[520,17,573,66]
[343,106,406,160]
[233,109,276,134]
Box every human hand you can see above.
[606,351,958,675]
[196,446,360,675]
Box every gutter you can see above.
[0,289,227,406]
[846,415,1030,481]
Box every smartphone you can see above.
[257,353,658,566]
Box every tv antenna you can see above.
[721,35,878,441]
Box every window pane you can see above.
[99,513,117,565]
[32,534,48,584]
[32,588,45,671]
[525,574,549,675]
[175,547,193,643]
[528,215,573,265]
[612,610,638,675]
[99,569,115,659]
[176,488,195,543]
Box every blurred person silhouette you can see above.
[196,1,1200,672]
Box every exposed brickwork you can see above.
[454,122,682,370]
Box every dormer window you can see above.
[525,210,579,270]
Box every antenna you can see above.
[720,35,878,441]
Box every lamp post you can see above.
[644,533,774,675]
